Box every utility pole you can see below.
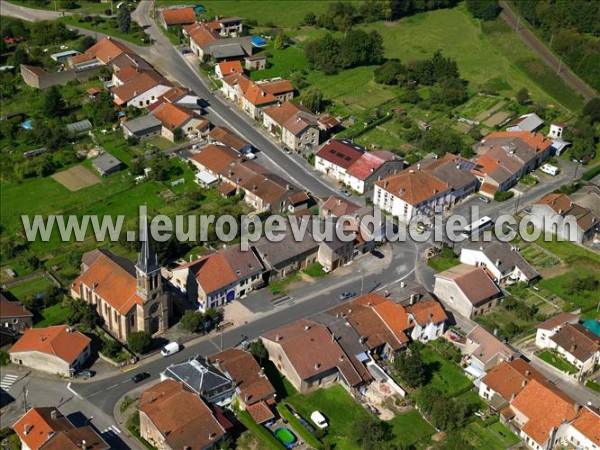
[360,270,365,296]
[516,16,520,32]
[557,57,563,75]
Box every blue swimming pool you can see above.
[21,119,34,130]
[252,36,267,47]
[582,319,600,337]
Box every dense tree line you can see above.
[303,0,460,30]
[513,0,600,92]
[304,30,384,73]
[374,51,467,106]
[465,0,500,21]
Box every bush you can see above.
[101,338,122,359]
[494,190,514,202]
[0,350,10,366]
[127,331,152,354]
[180,310,204,333]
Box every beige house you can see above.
[152,102,209,142]
[262,101,320,153]
[9,325,91,377]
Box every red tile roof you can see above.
[140,380,226,450]
[184,23,219,49]
[259,79,294,96]
[9,325,90,364]
[111,71,169,105]
[346,151,397,181]
[161,7,196,26]
[209,125,249,151]
[217,60,243,76]
[262,320,363,387]
[0,298,33,319]
[511,379,577,446]
[316,139,365,169]
[376,169,450,206]
[208,348,276,405]
[406,299,448,325]
[152,102,195,130]
[435,264,501,306]
[71,37,133,65]
[484,131,553,153]
[481,358,545,401]
[571,407,600,447]
[536,313,579,331]
[72,251,143,314]
[190,144,240,173]
[243,82,278,106]
[245,400,275,424]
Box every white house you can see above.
[170,245,263,312]
[343,151,404,194]
[558,407,600,450]
[535,313,579,348]
[406,299,448,342]
[314,139,365,182]
[460,241,539,284]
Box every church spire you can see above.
[136,214,160,275]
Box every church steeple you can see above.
[135,215,161,301]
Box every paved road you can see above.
[499,0,597,101]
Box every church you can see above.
[71,220,171,341]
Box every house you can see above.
[535,313,579,348]
[541,323,600,375]
[160,7,196,29]
[0,296,33,332]
[92,152,123,176]
[315,139,365,183]
[139,379,228,450]
[374,168,451,223]
[170,245,263,312]
[508,379,577,450]
[70,223,171,341]
[417,153,478,202]
[472,131,553,193]
[220,72,251,104]
[215,60,243,79]
[12,407,108,450]
[262,101,320,153]
[463,325,517,374]
[111,71,172,108]
[245,55,267,71]
[204,17,243,36]
[161,357,236,405]
[252,224,320,280]
[530,193,599,243]
[183,23,220,59]
[405,299,448,342]
[241,82,279,119]
[70,36,134,70]
[208,349,276,422]
[183,23,251,60]
[261,320,364,393]
[122,114,163,141]
[315,222,355,270]
[506,113,544,132]
[560,406,600,450]
[189,144,241,175]
[152,102,206,142]
[460,241,539,284]
[320,196,362,219]
[344,150,404,194]
[478,358,544,410]
[208,126,253,154]
[434,264,502,318]
[9,325,91,377]
[148,85,203,111]
[257,78,294,102]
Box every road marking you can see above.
[66,382,81,398]
[0,374,19,390]
[88,391,102,397]
[106,384,119,390]
[103,425,122,434]
[121,380,130,384]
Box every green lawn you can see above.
[586,380,600,393]
[388,409,435,447]
[539,265,600,314]
[463,421,520,450]
[7,0,110,14]
[360,5,582,110]
[420,347,473,396]
[236,410,284,450]
[60,16,150,46]
[427,247,460,272]
[7,276,54,301]
[250,44,308,81]
[302,263,326,278]
[286,385,370,450]
[34,303,70,328]
[538,350,578,374]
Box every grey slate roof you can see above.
[122,114,162,135]
[93,152,122,174]
[210,43,245,59]
[507,113,544,132]
[463,240,539,280]
[163,356,235,402]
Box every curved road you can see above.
[499,0,597,101]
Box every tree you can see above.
[0,350,10,366]
[273,33,285,50]
[466,0,500,20]
[43,285,63,308]
[117,5,132,33]
[301,87,324,112]
[83,91,117,126]
[67,300,101,330]
[350,418,395,450]
[302,12,317,26]
[127,331,152,354]
[516,87,530,105]
[102,339,121,358]
[76,35,96,53]
[248,339,268,364]
[394,345,427,387]
[42,86,65,118]
[583,98,600,123]
[374,60,406,85]
[180,310,204,333]
[566,274,599,294]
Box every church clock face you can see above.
[149,303,159,315]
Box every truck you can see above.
[540,164,559,176]
[161,342,181,357]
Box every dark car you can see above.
[131,372,151,383]
[76,369,95,378]
[478,196,491,204]
[371,250,384,259]
[339,291,356,300]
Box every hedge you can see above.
[277,403,323,449]
[237,410,285,450]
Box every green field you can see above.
[7,276,54,301]
[60,16,150,46]
[539,266,600,315]
[250,45,308,81]
[420,347,473,396]
[34,303,70,328]
[538,350,578,374]
[7,0,110,14]
[464,421,521,449]
[388,409,435,447]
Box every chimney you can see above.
[339,355,344,361]
[81,439,87,450]
[50,409,58,420]
[304,323,310,332]
[410,294,416,305]
[400,281,405,288]
[347,308,352,314]
[521,380,527,388]
[209,432,217,440]
[417,163,421,171]
[24,425,31,435]
[331,333,335,342]
[275,334,281,341]
[570,341,577,353]
[495,259,501,267]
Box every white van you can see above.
[310,411,328,429]
[161,342,181,357]
[540,164,559,176]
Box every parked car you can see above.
[283,147,292,154]
[371,250,384,259]
[310,411,329,429]
[161,342,181,357]
[180,49,191,55]
[131,372,151,383]
[76,370,95,378]
[478,195,491,203]
[339,291,356,300]
[339,188,351,197]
